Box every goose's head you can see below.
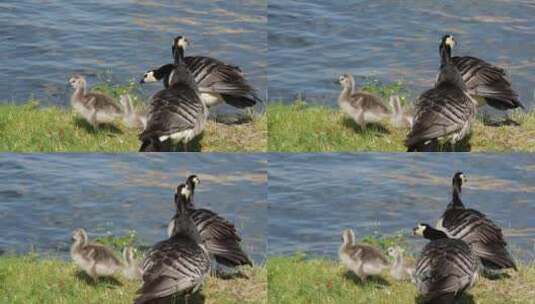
[337,74,354,89]
[441,34,456,49]
[412,223,430,237]
[452,171,466,189]
[174,35,190,50]
[140,70,158,84]
[72,228,88,243]
[69,75,85,89]
[186,175,200,188]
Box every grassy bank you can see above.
[268,254,535,304]
[0,254,266,304]
[268,101,535,152]
[0,83,266,152]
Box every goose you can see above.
[389,95,413,128]
[387,246,415,282]
[119,94,147,130]
[139,36,207,152]
[337,74,392,130]
[135,183,210,304]
[436,172,517,271]
[442,34,524,113]
[121,246,142,281]
[405,36,478,152]
[413,223,479,304]
[70,228,124,281]
[69,75,123,129]
[140,39,261,109]
[338,229,389,282]
[167,175,253,267]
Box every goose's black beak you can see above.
[139,79,145,84]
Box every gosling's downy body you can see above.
[338,229,389,282]
[387,246,415,282]
[389,95,413,129]
[413,224,479,304]
[69,75,123,128]
[121,246,142,281]
[338,74,392,130]
[119,94,147,130]
[167,175,253,267]
[70,228,124,281]
[135,183,210,304]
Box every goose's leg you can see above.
[355,110,366,130]
[88,108,98,130]
[89,262,98,282]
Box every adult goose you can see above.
[69,75,123,129]
[167,175,253,267]
[405,36,478,152]
[413,223,479,304]
[442,34,524,113]
[140,37,261,109]
[135,183,210,304]
[436,172,517,271]
[139,36,207,152]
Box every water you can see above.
[268,0,535,109]
[1,0,266,109]
[269,153,535,262]
[0,153,267,263]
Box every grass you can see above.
[268,81,535,152]
[267,255,535,304]
[0,233,266,304]
[268,233,534,304]
[0,83,266,152]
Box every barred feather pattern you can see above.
[140,82,206,142]
[406,83,476,149]
[134,235,210,304]
[168,208,252,267]
[440,207,517,270]
[415,238,478,303]
[452,56,523,110]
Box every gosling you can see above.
[122,246,142,280]
[389,95,413,128]
[70,228,124,281]
[387,246,415,282]
[337,74,392,130]
[339,229,389,282]
[69,75,123,129]
[119,94,147,130]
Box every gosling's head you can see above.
[441,34,456,49]
[122,246,135,263]
[341,229,356,245]
[387,246,404,257]
[452,171,466,190]
[72,228,88,243]
[337,73,354,89]
[69,75,86,89]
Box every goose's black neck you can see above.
[173,46,185,66]
[424,226,449,240]
[450,180,464,208]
